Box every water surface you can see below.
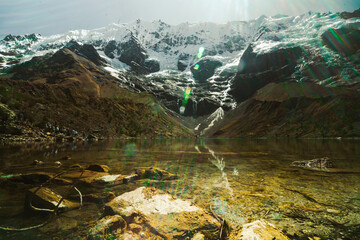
[0,139,359,239]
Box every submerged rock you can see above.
[291,157,333,170]
[25,187,80,212]
[88,215,126,240]
[104,187,220,239]
[86,164,110,173]
[62,170,109,184]
[5,172,71,185]
[134,167,177,180]
[238,219,290,240]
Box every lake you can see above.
[0,138,360,239]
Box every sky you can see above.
[0,0,359,37]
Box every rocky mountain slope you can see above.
[0,8,359,139]
[0,43,192,141]
[209,82,360,138]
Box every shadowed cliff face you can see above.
[209,82,360,138]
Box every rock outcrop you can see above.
[64,40,105,65]
[103,33,161,74]
[191,57,223,82]
[322,23,360,56]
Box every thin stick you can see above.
[74,187,83,208]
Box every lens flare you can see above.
[197,47,205,58]
[179,87,192,115]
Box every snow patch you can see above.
[202,107,224,134]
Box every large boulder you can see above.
[104,187,221,239]
[321,23,360,56]
[190,57,223,82]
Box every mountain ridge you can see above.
[0,8,359,140]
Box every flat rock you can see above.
[94,174,123,184]
[238,219,289,240]
[104,187,220,239]
[25,187,80,212]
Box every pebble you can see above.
[326,209,340,214]
[32,160,44,165]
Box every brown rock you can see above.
[122,174,138,184]
[104,187,220,239]
[128,223,142,234]
[86,164,110,173]
[25,187,80,213]
[82,192,116,204]
[238,219,290,240]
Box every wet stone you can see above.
[238,219,290,240]
[104,187,221,239]
[291,157,334,170]
[39,217,78,233]
[82,192,116,204]
[88,215,126,240]
[122,174,138,184]
[134,167,177,180]
[94,174,123,184]
[25,187,80,213]
[62,170,109,184]
[5,172,71,185]
[86,164,110,173]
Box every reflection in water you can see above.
[0,139,360,239]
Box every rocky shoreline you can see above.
[0,164,293,239]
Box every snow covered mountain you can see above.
[1,9,359,135]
